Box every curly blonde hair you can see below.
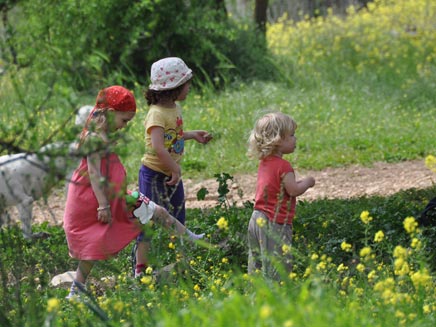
[248,112,297,160]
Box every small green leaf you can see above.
[196,187,209,200]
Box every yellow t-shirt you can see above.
[141,104,184,176]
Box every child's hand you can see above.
[306,177,316,188]
[97,208,112,225]
[166,167,181,186]
[201,132,213,144]
[194,130,213,144]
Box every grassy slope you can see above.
[121,78,436,184]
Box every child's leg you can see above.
[167,180,186,225]
[135,165,200,277]
[152,205,203,239]
[132,204,192,277]
[135,238,150,276]
[135,166,163,276]
[67,260,93,299]
[264,222,293,281]
[247,211,267,274]
[153,205,187,234]
[76,260,93,284]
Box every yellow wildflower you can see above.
[260,305,272,319]
[140,276,153,285]
[316,261,326,271]
[360,211,373,224]
[168,242,175,250]
[393,245,407,258]
[425,155,436,172]
[410,270,432,289]
[403,216,418,234]
[288,272,297,280]
[374,278,395,292]
[256,217,266,228]
[46,298,60,313]
[282,244,291,255]
[341,241,352,252]
[408,313,417,321]
[423,305,431,314]
[367,270,377,282]
[395,310,405,319]
[411,238,421,249]
[359,246,371,257]
[113,301,124,313]
[216,217,229,230]
[354,288,364,296]
[310,253,319,260]
[394,258,409,276]
[374,230,384,242]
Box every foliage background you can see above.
[1,0,436,326]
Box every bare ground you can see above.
[8,159,436,227]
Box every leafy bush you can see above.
[267,0,436,94]
[2,0,276,92]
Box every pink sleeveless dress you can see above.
[63,153,141,260]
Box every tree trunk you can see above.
[254,0,268,34]
[214,0,227,14]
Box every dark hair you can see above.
[144,83,186,105]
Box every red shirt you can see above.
[254,156,296,225]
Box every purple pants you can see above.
[138,165,186,224]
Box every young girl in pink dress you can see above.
[63,85,203,299]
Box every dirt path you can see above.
[184,159,435,207]
[8,159,436,227]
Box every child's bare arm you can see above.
[149,126,181,185]
[87,152,111,224]
[282,172,315,197]
[184,130,213,144]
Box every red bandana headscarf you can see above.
[94,85,136,112]
[79,86,136,146]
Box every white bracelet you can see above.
[97,205,110,212]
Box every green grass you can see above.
[118,77,436,184]
[3,69,435,185]
[1,187,436,326]
[203,80,434,169]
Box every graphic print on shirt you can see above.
[164,116,184,155]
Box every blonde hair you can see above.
[248,112,297,159]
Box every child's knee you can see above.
[154,206,174,227]
[153,205,165,217]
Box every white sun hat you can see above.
[149,57,193,91]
